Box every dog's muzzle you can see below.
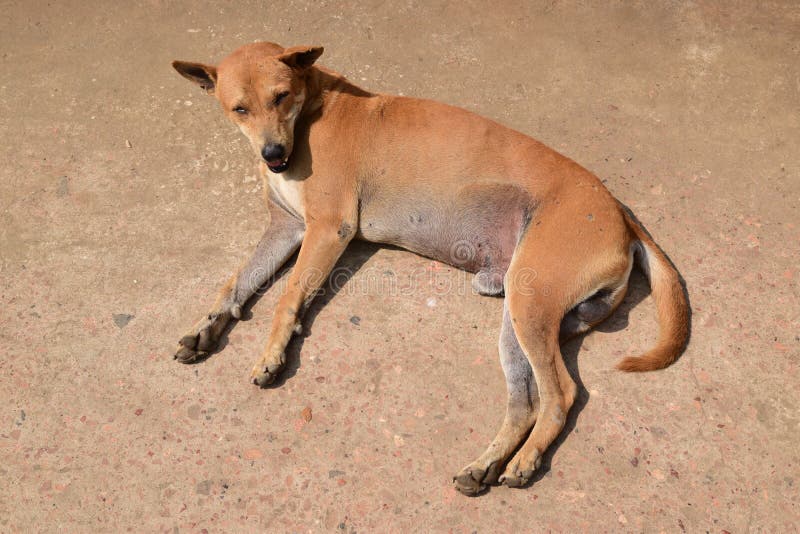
[262,143,289,173]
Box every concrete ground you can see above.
[1,1,798,531]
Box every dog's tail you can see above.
[615,207,690,372]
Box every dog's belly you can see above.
[358,183,532,274]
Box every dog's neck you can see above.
[302,66,373,117]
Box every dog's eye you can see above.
[274,91,290,106]
[233,106,248,115]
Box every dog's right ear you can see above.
[172,61,218,95]
[278,46,324,71]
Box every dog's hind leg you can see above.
[174,198,305,363]
[453,298,539,495]
[496,288,573,488]
[497,205,632,487]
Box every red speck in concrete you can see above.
[243,449,262,460]
[281,447,291,454]
[301,406,313,422]
[134,409,143,416]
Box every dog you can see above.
[171,42,689,494]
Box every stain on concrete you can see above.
[113,313,134,328]
[56,176,69,197]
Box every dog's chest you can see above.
[265,170,305,219]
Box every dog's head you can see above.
[173,42,323,173]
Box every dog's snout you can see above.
[261,143,286,163]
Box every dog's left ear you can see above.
[278,46,324,70]
[172,60,218,95]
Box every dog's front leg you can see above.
[250,217,356,386]
[174,199,305,363]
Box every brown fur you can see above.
[172,42,690,493]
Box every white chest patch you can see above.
[266,170,305,219]
[264,91,306,219]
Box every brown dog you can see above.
[172,42,689,494]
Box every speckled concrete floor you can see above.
[1,1,798,532]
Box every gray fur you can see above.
[499,300,538,412]
[229,200,305,307]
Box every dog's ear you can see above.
[171,61,218,95]
[278,46,324,70]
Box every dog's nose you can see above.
[261,143,286,163]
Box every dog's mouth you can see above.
[266,158,290,173]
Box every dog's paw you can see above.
[452,460,502,495]
[250,352,285,387]
[498,449,541,488]
[173,311,232,363]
